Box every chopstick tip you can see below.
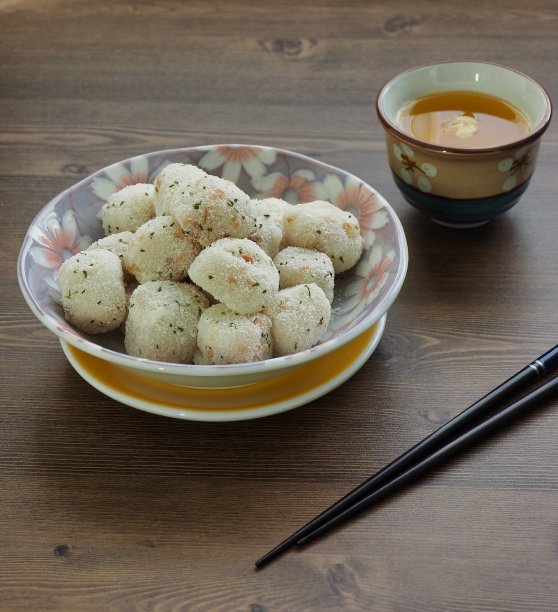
[254,555,272,570]
[254,538,298,569]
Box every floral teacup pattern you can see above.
[393,142,437,193]
[497,146,534,192]
[385,131,541,202]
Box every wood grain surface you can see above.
[2,1,558,610]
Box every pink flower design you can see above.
[321,174,388,247]
[252,169,325,203]
[199,145,277,183]
[29,210,91,270]
[91,156,152,200]
[343,245,394,313]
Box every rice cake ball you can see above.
[248,215,282,259]
[274,247,335,303]
[58,249,127,334]
[124,281,209,362]
[194,305,272,365]
[167,174,257,246]
[269,283,331,357]
[283,200,363,273]
[188,238,279,315]
[253,197,293,230]
[124,216,201,283]
[100,184,155,235]
[154,163,207,216]
[253,197,293,249]
[87,231,134,261]
[87,231,134,281]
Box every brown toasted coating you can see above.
[124,216,200,283]
[167,174,257,246]
[188,238,279,315]
[283,200,363,273]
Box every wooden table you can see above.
[2,1,558,609]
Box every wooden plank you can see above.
[2,0,558,609]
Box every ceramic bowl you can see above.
[18,145,407,388]
[376,61,552,228]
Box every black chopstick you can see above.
[255,343,558,568]
[297,371,558,546]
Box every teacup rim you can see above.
[376,60,552,156]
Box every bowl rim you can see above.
[17,144,408,378]
[376,60,553,156]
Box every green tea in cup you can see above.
[397,90,532,148]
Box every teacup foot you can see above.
[430,218,492,229]
[393,174,530,228]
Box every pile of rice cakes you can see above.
[57,164,363,365]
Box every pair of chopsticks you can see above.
[255,342,558,568]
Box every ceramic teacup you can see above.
[376,61,552,228]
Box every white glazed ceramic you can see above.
[18,145,407,388]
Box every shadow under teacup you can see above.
[376,61,552,228]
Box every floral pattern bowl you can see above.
[377,61,552,228]
[17,145,408,388]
